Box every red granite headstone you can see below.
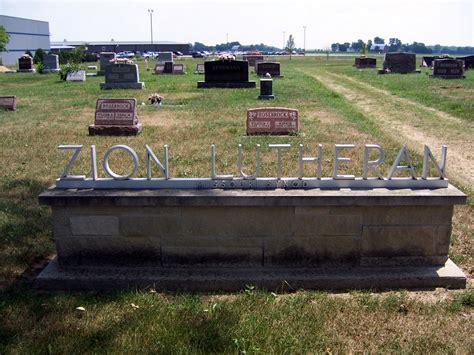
[89,98,142,136]
[247,107,299,135]
[0,96,16,111]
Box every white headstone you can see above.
[66,70,87,82]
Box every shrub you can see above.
[36,62,44,74]
[33,48,44,64]
[58,63,80,81]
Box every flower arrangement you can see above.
[218,54,235,61]
[148,93,164,105]
[110,57,134,65]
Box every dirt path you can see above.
[301,69,474,187]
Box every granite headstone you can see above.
[379,52,419,74]
[255,61,281,76]
[197,60,256,88]
[431,59,465,79]
[17,55,34,72]
[42,54,59,73]
[354,57,376,68]
[66,70,86,81]
[0,96,16,111]
[100,63,144,90]
[97,52,116,76]
[89,98,142,136]
[247,107,299,135]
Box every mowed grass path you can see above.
[0,56,472,353]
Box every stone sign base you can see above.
[36,258,466,292]
[37,186,466,291]
[100,82,144,90]
[197,81,256,88]
[88,123,142,136]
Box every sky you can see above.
[1,0,473,48]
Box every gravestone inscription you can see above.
[100,63,144,90]
[247,107,298,135]
[197,60,256,88]
[89,98,142,136]
[431,59,465,79]
[0,96,16,111]
[255,61,281,76]
[97,52,116,76]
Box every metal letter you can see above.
[58,144,85,180]
[237,144,260,180]
[299,144,322,179]
[146,144,169,179]
[363,144,384,179]
[387,145,417,179]
[90,145,98,180]
[103,145,139,180]
[422,145,447,179]
[333,144,355,180]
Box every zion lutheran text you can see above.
[55,143,448,190]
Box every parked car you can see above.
[191,51,204,58]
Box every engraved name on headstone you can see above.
[247,107,299,135]
[89,98,142,136]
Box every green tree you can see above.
[0,25,9,52]
[374,36,385,44]
[33,48,44,64]
[286,34,295,59]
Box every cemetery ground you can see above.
[0,55,473,352]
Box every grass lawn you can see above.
[0,55,472,353]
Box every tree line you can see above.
[331,37,474,54]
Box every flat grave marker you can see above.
[247,107,298,135]
[89,98,142,136]
[0,96,16,111]
[66,70,86,81]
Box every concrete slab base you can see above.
[36,258,466,292]
[100,82,144,90]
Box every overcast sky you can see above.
[1,0,473,48]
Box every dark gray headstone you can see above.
[380,52,418,74]
[43,54,59,72]
[100,63,144,90]
[431,59,465,79]
[164,61,173,74]
[258,79,274,100]
[197,60,256,88]
[255,61,281,76]
[98,52,116,76]
[354,57,376,68]
[456,55,474,69]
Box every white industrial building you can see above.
[0,15,51,65]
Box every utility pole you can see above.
[226,33,229,44]
[303,26,306,54]
[283,31,286,50]
[148,9,154,48]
